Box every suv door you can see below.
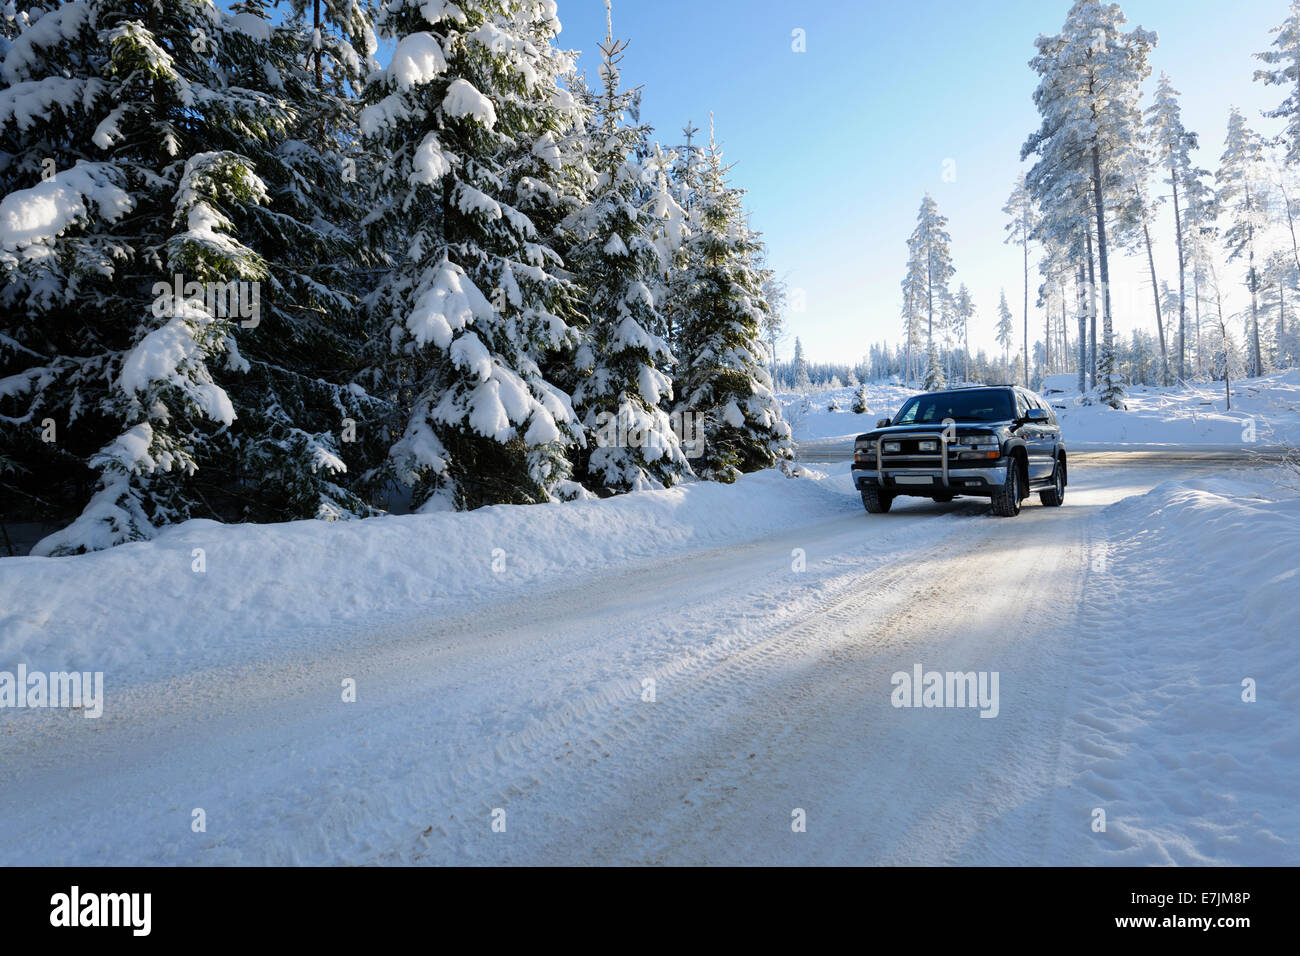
[1038,393,1063,477]
[1024,390,1055,480]
[1013,388,1044,480]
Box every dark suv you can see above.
[850,385,1067,517]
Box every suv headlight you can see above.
[917,440,937,452]
[883,441,901,453]
[952,434,999,451]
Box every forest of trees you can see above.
[773,0,1300,402]
[0,0,793,554]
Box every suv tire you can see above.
[991,457,1022,517]
[1039,459,1065,507]
[861,486,894,514]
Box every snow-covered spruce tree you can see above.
[208,0,392,524]
[1216,108,1271,378]
[995,289,1014,379]
[639,140,687,340]
[0,0,378,552]
[923,345,946,391]
[851,382,868,414]
[654,121,705,355]
[671,124,792,482]
[791,336,811,390]
[362,0,587,510]
[559,11,688,493]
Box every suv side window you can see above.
[1040,396,1059,426]
[1028,391,1059,426]
[1014,389,1030,420]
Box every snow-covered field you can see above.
[783,370,1300,456]
[1,443,1296,865]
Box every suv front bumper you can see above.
[851,464,1007,494]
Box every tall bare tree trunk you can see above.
[1279,178,1300,275]
[1022,225,1030,387]
[1170,171,1187,381]
[1193,258,1203,376]
[1044,289,1052,375]
[1086,226,1097,388]
[927,249,934,350]
[314,0,324,88]
[1061,286,1069,373]
[1077,262,1088,393]
[1091,145,1113,390]
[1280,284,1286,363]
[1246,185,1263,377]
[1142,222,1168,383]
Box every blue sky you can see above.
[556,0,1290,365]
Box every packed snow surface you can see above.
[1,450,1296,865]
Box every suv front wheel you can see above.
[990,457,1022,517]
[861,486,894,514]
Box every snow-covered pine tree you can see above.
[995,289,1014,380]
[757,260,785,379]
[899,250,925,387]
[1255,1,1300,165]
[560,5,688,493]
[362,0,587,511]
[952,283,975,382]
[1260,249,1296,369]
[1110,140,1173,385]
[672,120,792,482]
[1023,0,1155,409]
[1145,72,1207,382]
[905,193,954,388]
[1216,107,1271,378]
[1002,173,1036,387]
[1,0,376,552]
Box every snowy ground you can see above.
[1,447,1296,865]
[784,370,1300,459]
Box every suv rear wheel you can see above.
[991,457,1022,517]
[861,486,894,514]
[1039,458,1065,507]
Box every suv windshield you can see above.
[891,389,1015,425]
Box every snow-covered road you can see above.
[1,457,1294,865]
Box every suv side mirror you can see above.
[1025,407,1049,423]
[876,418,892,428]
